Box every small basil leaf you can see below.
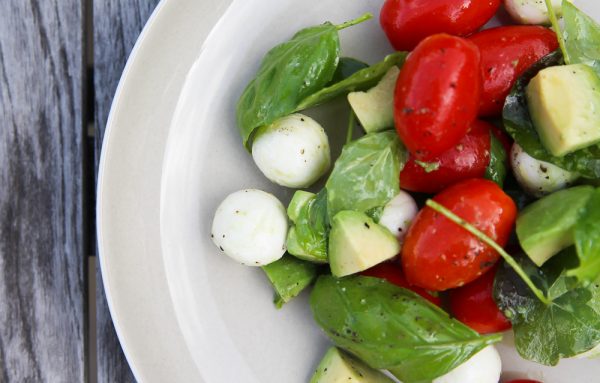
[296,52,408,111]
[262,254,318,308]
[568,188,600,284]
[288,189,329,263]
[494,251,600,365]
[326,131,407,221]
[562,0,600,76]
[311,275,502,383]
[328,57,369,84]
[236,23,340,149]
[484,132,508,187]
[503,50,600,179]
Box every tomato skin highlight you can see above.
[361,262,442,306]
[380,0,501,51]
[468,26,559,116]
[401,179,517,291]
[448,265,511,334]
[394,34,482,160]
[400,120,492,194]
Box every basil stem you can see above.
[426,199,551,305]
[545,0,571,64]
[335,13,373,31]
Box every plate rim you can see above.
[96,0,232,381]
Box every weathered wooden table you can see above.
[1,1,160,381]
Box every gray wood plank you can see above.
[93,1,159,382]
[0,1,86,382]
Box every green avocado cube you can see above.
[329,211,399,277]
[526,63,600,157]
[310,347,394,383]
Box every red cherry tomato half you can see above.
[506,380,543,383]
[394,34,481,160]
[469,26,559,116]
[362,263,442,306]
[380,0,501,51]
[401,179,517,291]
[449,265,511,334]
[400,120,492,194]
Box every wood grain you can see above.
[0,1,86,382]
[93,1,160,382]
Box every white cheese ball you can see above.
[504,0,561,25]
[433,345,501,383]
[211,189,288,266]
[511,143,578,198]
[252,114,331,188]
[379,191,418,243]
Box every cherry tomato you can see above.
[448,265,511,334]
[362,263,442,306]
[394,34,481,160]
[400,120,492,194]
[380,0,501,51]
[401,179,517,291]
[505,380,543,383]
[469,26,558,116]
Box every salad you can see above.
[210,0,600,382]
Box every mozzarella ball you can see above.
[504,0,561,25]
[511,143,578,198]
[379,191,418,243]
[433,345,501,383]
[252,114,331,188]
[211,189,288,266]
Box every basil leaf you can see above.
[484,132,507,187]
[287,189,329,263]
[311,275,502,383]
[328,57,369,84]
[503,50,600,179]
[236,23,340,148]
[562,0,600,76]
[326,131,407,221]
[262,254,318,308]
[568,188,600,283]
[494,251,600,365]
[296,52,408,111]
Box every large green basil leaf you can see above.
[311,275,502,383]
[296,52,408,111]
[328,57,369,84]
[568,188,600,283]
[484,133,507,187]
[236,23,340,148]
[262,254,318,308]
[494,250,600,365]
[562,0,600,76]
[287,189,329,263]
[503,50,600,179]
[325,131,406,221]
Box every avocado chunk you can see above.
[526,63,600,157]
[517,185,594,266]
[310,347,394,383]
[329,211,400,277]
[262,254,317,308]
[347,67,400,133]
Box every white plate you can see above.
[98,1,600,382]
